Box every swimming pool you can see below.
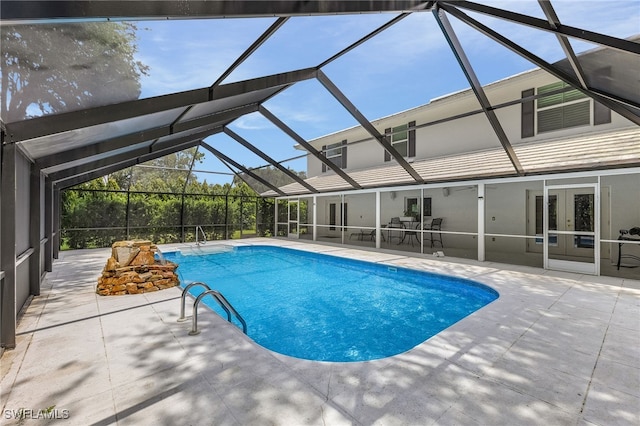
[167,245,498,362]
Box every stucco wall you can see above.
[305,69,636,179]
[603,173,640,264]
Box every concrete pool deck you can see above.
[1,238,638,425]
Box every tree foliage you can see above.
[107,147,207,193]
[234,166,307,194]
[2,22,282,248]
[1,22,148,121]
[61,153,276,249]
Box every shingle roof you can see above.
[263,127,640,196]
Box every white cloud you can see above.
[136,18,275,97]
[232,113,272,130]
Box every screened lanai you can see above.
[1,1,639,349]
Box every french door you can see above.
[544,183,599,274]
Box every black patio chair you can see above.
[387,217,404,243]
[426,218,443,248]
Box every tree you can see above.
[1,22,148,122]
[234,166,307,195]
[61,177,128,249]
[126,148,206,193]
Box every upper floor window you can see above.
[321,140,347,172]
[390,124,408,156]
[384,121,416,162]
[537,82,590,133]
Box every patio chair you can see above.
[350,230,364,240]
[617,227,640,269]
[426,218,443,248]
[387,217,405,242]
[402,223,421,247]
[350,229,376,241]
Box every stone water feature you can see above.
[97,240,179,296]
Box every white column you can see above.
[312,195,317,241]
[543,181,549,270]
[420,188,424,255]
[477,183,485,262]
[375,191,381,249]
[341,193,345,244]
[595,177,601,276]
[274,199,278,237]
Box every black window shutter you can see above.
[593,100,611,125]
[329,203,336,230]
[384,128,391,162]
[521,88,535,138]
[341,140,347,169]
[321,145,327,172]
[408,121,416,157]
[342,203,348,227]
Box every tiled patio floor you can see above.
[1,238,638,425]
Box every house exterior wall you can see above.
[603,173,640,264]
[284,66,639,279]
[280,169,639,278]
[304,69,635,177]
[484,180,543,263]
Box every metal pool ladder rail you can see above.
[195,225,207,245]
[177,282,211,322]
[178,282,247,335]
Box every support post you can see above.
[312,195,317,241]
[29,165,41,295]
[274,198,279,238]
[44,179,53,272]
[1,143,17,349]
[53,187,60,259]
[180,193,186,243]
[224,195,229,240]
[125,191,131,240]
[477,183,485,262]
[375,191,381,249]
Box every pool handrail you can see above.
[177,281,212,322]
[189,289,248,335]
[195,225,207,246]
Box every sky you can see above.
[131,0,640,186]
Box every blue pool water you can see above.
[166,245,498,362]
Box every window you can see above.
[537,82,589,133]
[423,197,432,217]
[405,197,431,219]
[329,202,347,230]
[322,140,347,172]
[391,124,408,157]
[384,121,415,162]
[325,142,344,168]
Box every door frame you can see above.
[288,199,299,239]
[544,181,600,275]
